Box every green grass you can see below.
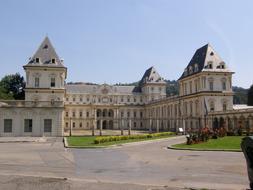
[172,136,244,151]
[67,135,175,148]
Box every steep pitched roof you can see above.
[65,84,141,95]
[179,44,231,80]
[25,36,65,67]
[139,66,165,86]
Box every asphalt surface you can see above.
[0,136,249,190]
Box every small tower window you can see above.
[35,77,39,87]
[35,58,40,63]
[50,78,55,87]
[51,58,56,64]
[223,103,227,111]
[222,81,226,90]
[210,101,215,111]
[209,81,214,91]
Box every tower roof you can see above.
[179,43,231,80]
[25,36,65,68]
[139,66,165,86]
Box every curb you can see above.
[167,145,242,152]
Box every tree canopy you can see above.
[0,73,25,100]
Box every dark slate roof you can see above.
[179,43,231,80]
[24,36,65,67]
[66,84,141,95]
[139,66,166,86]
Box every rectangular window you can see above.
[72,111,75,117]
[65,122,68,128]
[222,82,226,91]
[65,111,68,117]
[223,104,227,111]
[51,58,55,64]
[140,112,143,118]
[4,119,12,133]
[44,119,52,132]
[72,122,76,128]
[79,111,83,117]
[190,81,192,94]
[51,78,55,87]
[134,112,136,118]
[35,77,39,87]
[24,119,32,132]
[35,58,40,63]
[86,112,89,118]
[209,81,213,91]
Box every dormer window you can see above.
[189,66,193,74]
[51,58,56,64]
[194,64,198,72]
[184,68,188,76]
[35,58,40,63]
[207,61,213,69]
[218,62,225,69]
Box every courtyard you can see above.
[0,136,248,190]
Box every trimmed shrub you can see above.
[94,132,175,144]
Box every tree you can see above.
[248,85,253,106]
[0,73,25,100]
[0,86,13,99]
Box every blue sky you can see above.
[0,0,252,88]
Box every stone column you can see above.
[92,108,96,136]
[100,120,103,136]
[114,109,119,130]
[149,118,152,133]
[120,117,124,136]
[128,119,131,135]
[156,119,159,133]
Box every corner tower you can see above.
[139,66,166,102]
[178,44,234,118]
[23,37,67,102]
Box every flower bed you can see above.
[94,132,175,144]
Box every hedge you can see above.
[94,132,175,144]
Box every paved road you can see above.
[0,136,249,190]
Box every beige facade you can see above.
[0,38,252,136]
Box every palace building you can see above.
[0,37,252,136]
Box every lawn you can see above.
[172,136,244,151]
[66,134,175,148]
